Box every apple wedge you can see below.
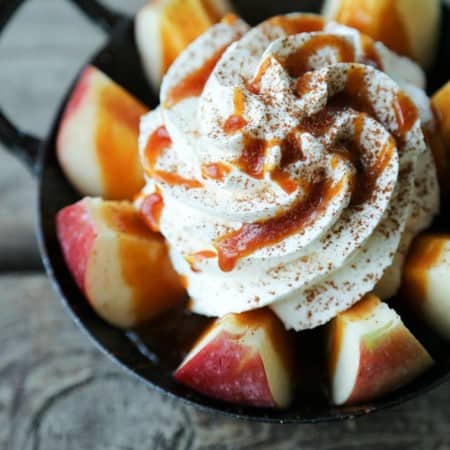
[403,234,450,340]
[174,309,295,408]
[328,294,433,405]
[57,66,148,200]
[135,0,232,90]
[322,0,441,67]
[430,82,450,191]
[57,197,185,328]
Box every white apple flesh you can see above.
[174,309,295,408]
[328,294,433,405]
[403,234,450,340]
[322,0,441,67]
[57,66,148,200]
[57,197,185,328]
[135,0,232,90]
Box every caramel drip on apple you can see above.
[96,84,147,200]
[160,0,223,74]
[101,203,184,321]
[403,235,449,304]
[335,0,411,59]
[268,14,325,35]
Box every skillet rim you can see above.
[32,11,450,425]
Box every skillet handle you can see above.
[0,0,127,175]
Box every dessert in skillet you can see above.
[56,0,450,408]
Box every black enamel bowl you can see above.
[1,0,450,423]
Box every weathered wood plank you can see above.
[1,274,449,450]
[0,0,143,270]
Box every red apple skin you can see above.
[57,66,148,200]
[61,66,93,123]
[174,330,275,407]
[174,309,295,408]
[56,198,185,328]
[328,294,433,405]
[348,325,430,404]
[56,199,96,291]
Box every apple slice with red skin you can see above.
[135,0,232,90]
[57,197,185,328]
[328,294,433,405]
[402,234,450,340]
[174,309,295,408]
[57,66,148,200]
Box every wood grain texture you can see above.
[0,0,143,270]
[1,273,449,450]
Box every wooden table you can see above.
[1,1,449,448]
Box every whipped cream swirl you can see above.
[139,14,439,330]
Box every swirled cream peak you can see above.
[139,14,439,330]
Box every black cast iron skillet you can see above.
[1,0,450,423]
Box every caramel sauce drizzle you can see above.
[329,66,377,118]
[153,170,203,189]
[237,135,268,179]
[144,125,172,173]
[102,202,184,319]
[348,115,396,206]
[216,175,345,272]
[224,87,248,133]
[270,132,304,194]
[270,169,298,194]
[145,125,203,189]
[141,191,164,232]
[296,71,315,97]
[201,162,232,181]
[213,62,410,271]
[165,44,231,108]
[186,249,217,273]
[279,34,356,79]
[247,58,273,95]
